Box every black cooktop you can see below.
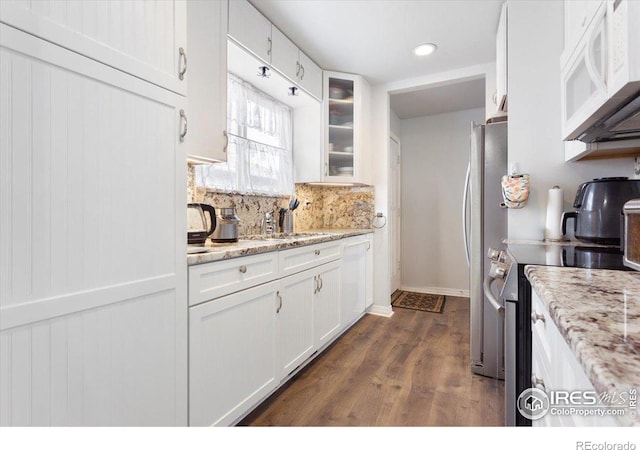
[506,242,631,271]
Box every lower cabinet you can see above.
[340,235,372,328]
[314,261,342,348]
[188,234,373,426]
[531,290,617,427]
[277,270,315,379]
[189,281,279,427]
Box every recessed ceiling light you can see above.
[413,43,437,56]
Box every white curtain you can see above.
[195,73,294,196]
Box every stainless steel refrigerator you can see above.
[462,121,507,379]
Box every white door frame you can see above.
[389,132,401,293]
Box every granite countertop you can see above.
[525,265,640,425]
[187,228,373,266]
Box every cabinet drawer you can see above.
[189,253,278,306]
[279,241,342,277]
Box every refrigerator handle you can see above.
[462,162,471,266]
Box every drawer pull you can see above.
[314,249,321,256]
[531,374,546,391]
[531,312,545,324]
[276,291,282,314]
[239,265,247,274]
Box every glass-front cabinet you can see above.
[327,76,355,178]
[323,72,369,183]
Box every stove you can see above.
[497,240,631,426]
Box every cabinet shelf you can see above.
[329,98,354,104]
[328,151,354,158]
[328,124,354,131]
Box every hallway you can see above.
[241,297,504,426]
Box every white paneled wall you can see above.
[0,291,177,426]
[0,0,186,94]
[0,24,187,426]
[0,42,176,312]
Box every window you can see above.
[195,73,294,196]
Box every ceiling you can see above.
[250,0,504,86]
[390,77,486,119]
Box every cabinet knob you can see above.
[314,249,321,256]
[531,312,545,324]
[239,265,247,274]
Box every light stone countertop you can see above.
[187,228,373,266]
[525,265,640,425]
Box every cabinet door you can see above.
[495,2,508,112]
[277,270,315,380]
[0,24,187,425]
[314,261,342,348]
[299,51,323,101]
[186,0,228,163]
[341,239,368,328]
[228,0,272,64]
[189,281,278,427]
[271,26,300,85]
[0,0,187,95]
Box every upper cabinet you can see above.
[563,0,604,65]
[228,0,272,64]
[0,0,188,95]
[228,0,322,101]
[294,71,371,184]
[495,2,508,113]
[271,27,323,100]
[186,0,228,163]
[324,72,371,184]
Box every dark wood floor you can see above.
[240,296,504,426]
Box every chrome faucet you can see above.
[261,211,275,235]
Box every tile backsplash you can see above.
[187,166,375,235]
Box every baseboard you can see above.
[399,285,470,298]
[367,304,394,318]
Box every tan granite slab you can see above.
[187,229,373,266]
[525,265,640,425]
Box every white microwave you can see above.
[561,0,640,145]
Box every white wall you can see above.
[390,110,401,137]
[400,108,484,296]
[507,1,634,240]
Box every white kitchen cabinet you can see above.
[228,0,272,64]
[271,26,323,101]
[0,23,187,425]
[189,281,279,427]
[278,240,342,278]
[0,0,188,95]
[530,290,617,427]
[495,2,508,112]
[186,0,228,163]
[314,261,342,349]
[560,1,609,141]
[341,235,373,328]
[277,270,315,379]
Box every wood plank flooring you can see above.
[240,296,504,426]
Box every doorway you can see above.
[389,133,401,293]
